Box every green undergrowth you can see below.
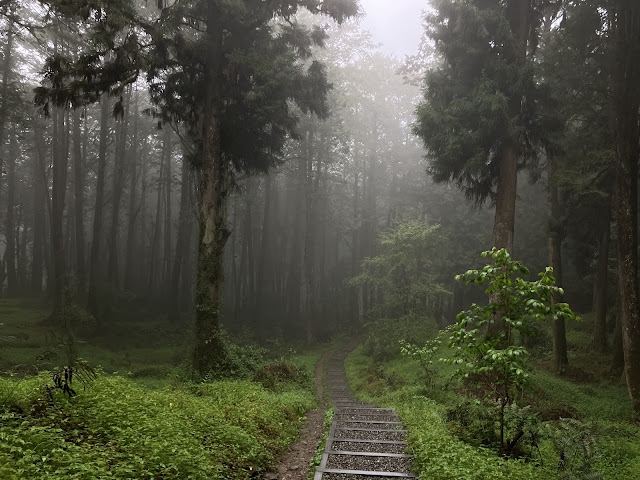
[0,368,316,479]
[0,298,189,377]
[345,338,640,480]
[0,299,331,479]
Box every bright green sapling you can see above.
[447,248,577,455]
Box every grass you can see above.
[0,298,327,480]
[344,315,640,480]
[0,374,316,479]
[0,298,190,377]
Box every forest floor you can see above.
[263,346,332,480]
[345,315,640,480]
[0,297,336,479]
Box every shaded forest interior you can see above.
[2,1,640,479]
[0,0,638,421]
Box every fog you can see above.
[1,1,639,478]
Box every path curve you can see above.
[263,347,332,480]
[314,339,416,480]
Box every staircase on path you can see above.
[314,339,416,480]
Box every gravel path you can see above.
[313,339,416,480]
[331,441,407,454]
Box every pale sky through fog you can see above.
[358,0,427,58]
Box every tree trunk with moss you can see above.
[193,10,227,376]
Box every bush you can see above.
[400,332,445,388]
[446,400,542,458]
[447,248,577,454]
[0,372,315,479]
[363,314,438,362]
[207,341,267,380]
[254,362,312,391]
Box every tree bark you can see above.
[108,88,130,287]
[124,112,142,292]
[5,131,17,296]
[87,94,110,320]
[489,0,529,337]
[0,17,13,201]
[16,204,27,291]
[493,144,518,253]
[148,148,164,294]
[615,0,640,419]
[31,117,48,294]
[169,157,193,323]
[72,108,86,296]
[163,127,172,286]
[193,9,228,375]
[303,130,317,344]
[593,200,611,352]
[256,173,273,312]
[547,158,568,371]
[50,105,70,323]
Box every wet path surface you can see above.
[313,339,416,480]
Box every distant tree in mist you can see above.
[33,0,357,374]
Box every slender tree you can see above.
[614,0,640,419]
[86,94,110,320]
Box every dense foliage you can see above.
[0,366,315,479]
[345,338,639,480]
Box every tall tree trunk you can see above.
[107,88,130,287]
[285,152,304,324]
[256,173,273,312]
[72,108,86,296]
[31,117,48,294]
[124,121,142,292]
[593,199,611,352]
[194,10,228,374]
[16,205,27,291]
[87,94,110,320]
[163,127,173,287]
[148,152,164,293]
[5,131,17,296]
[169,157,193,323]
[547,158,568,371]
[612,300,625,374]
[490,0,529,337]
[303,130,316,344]
[231,203,241,323]
[0,17,14,198]
[245,180,255,301]
[493,0,530,253]
[493,0,531,254]
[50,105,70,323]
[615,0,640,419]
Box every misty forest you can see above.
[0,0,640,479]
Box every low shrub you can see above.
[446,400,541,458]
[0,371,315,479]
[363,314,438,362]
[254,361,312,391]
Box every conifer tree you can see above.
[414,0,549,253]
[34,0,357,374]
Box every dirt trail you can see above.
[262,348,332,480]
